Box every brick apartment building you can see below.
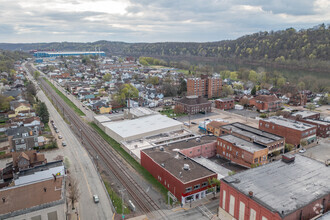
[141,136,218,204]
[206,121,229,136]
[217,135,269,168]
[291,110,320,120]
[175,95,211,115]
[219,123,285,155]
[215,98,234,110]
[219,154,330,220]
[187,75,222,98]
[249,95,281,112]
[259,117,316,147]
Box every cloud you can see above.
[0,0,329,43]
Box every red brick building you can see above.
[259,117,316,147]
[141,136,217,204]
[249,95,281,112]
[215,98,234,110]
[217,135,268,168]
[291,111,320,120]
[289,92,307,106]
[219,155,330,220]
[219,123,285,156]
[187,75,222,98]
[206,121,229,136]
[175,95,211,115]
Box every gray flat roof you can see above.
[222,123,283,145]
[262,117,316,131]
[223,155,330,217]
[292,111,319,118]
[220,135,265,153]
[103,114,182,139]
[305,119,330,126]
[159,135,217,150]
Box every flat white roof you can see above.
[292,111,319,118]
[263,117,316,131]
[103,114,182,139]
[94,115,112,123]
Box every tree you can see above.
[229,71,238,81]
[116,84,139,105]
[36,102,49,124]
[67,176,80,210]
[220,70,231,79]
[285,144,294,152]
[251,86,257,95]
[145,76,159,85]
[233,83,243,90]
[26,81,36,96]
[300,139,307,147]
[0,95,14,112]
[239,98,249,107]
[306,103,316,111]
[33,71,40,79]
[297,81,305,90]
[221,85,234,97]
[276,77,286,87]
[102,73,112,82]
[248,70,258,83]
[162,83,177,97]
[174,105,184,114]
[177,78,187,96]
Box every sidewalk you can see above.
[172,192,219,211]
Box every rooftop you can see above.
[305,119,330,126]
[261,116,316,131]
[223,155,330,217]
[221,122,283,144]
[216,98,234,102]
[292,110,320,118]
[158,135,217,150]
[207,121,229,129]
[143,145,216,183]
[103,114,182,140]
[219,135,265,153]
[176,96,210,106]
[252,95,280,102]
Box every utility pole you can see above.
[119,189,126,219]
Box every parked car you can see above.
[55,129,59,133]
[93,195,99,203]
[58,135,63,139]
[191,122,197,125]
[62,141,67,147]
[299,148,306,153]
[184,122,189,126]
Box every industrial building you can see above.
[219,154,330,220]
[102,114,183,142]
[33,51,105,58]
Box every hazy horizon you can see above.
[0,0,329,43]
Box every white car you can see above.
[299,148,306,153]
[93,195,99,203]
[58,135,63,139]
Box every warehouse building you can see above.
[102,114,183,142]
[219,154,330,220]
[33,51,105,58]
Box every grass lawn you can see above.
[159,109,187,118]
[103,179,130,214]
[0,151,5,155]
[43,123,51,132]
[44,79,85,116]
[89,122,168,200]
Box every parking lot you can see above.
[301,138,330,163]
[227,109,260,119]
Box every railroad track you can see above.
[27,64,167,219]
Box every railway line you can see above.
[27,64,167,219]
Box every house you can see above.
[249,95,281,112]
[215,98,235,110]
[218,154,330,220]
[9,116,43,134]
[2,89,22,99]
[259,117,316,147]
[8,103,32,118]
[7,126,39,151]
[175,95,211,115]
[289,92,307,106]
[12,150,47,171]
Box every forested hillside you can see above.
[0,50,30,73]
[0,24,329,73]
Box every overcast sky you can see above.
[0,0,329,43]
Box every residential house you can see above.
[7,126,39,151]
[249,95,281,112]
[206,121,229,136]
[12,150,47,171]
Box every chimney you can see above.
[248,191,253,197]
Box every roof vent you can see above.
[161,163,165,167]
[282,154,295,163]
[196,138,200,142]
[248,191,253,197]
[183,164,190,170]
[160,146,164,151]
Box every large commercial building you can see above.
[219,154,330,220]
[33,51,105,58]
[141,136,218,204]
[187,75,222,98]
[249,95,281,112]
[259,117,316,147]
[102,114,183,142]
[215,98,235,110]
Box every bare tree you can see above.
[67,176,80,210]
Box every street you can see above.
[24,63,114,220]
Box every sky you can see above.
[0,0,329,43]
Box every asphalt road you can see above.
[24,63,114,220]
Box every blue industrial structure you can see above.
[33,51,106,58]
